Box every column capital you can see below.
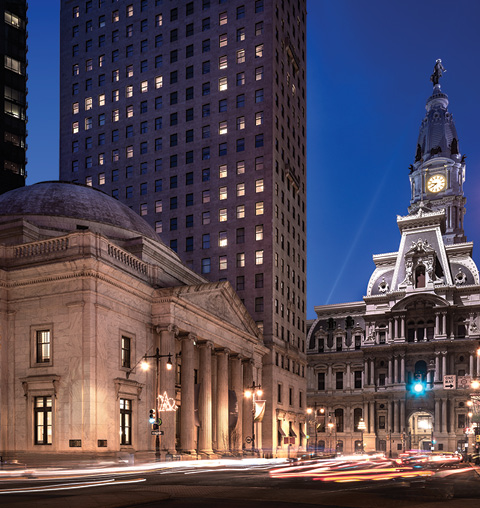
[155,324,179,336]
[180,332,197,342]
[215,347,231,356]
[229,353,244,361]
[242,357,254,366]
[197,340,214,350]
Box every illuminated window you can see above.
[236,49,245,64]
[126,65,133,77]
[255,21,264,36]
[256,250,264,265]
[255,111,264,125]
[112,89,119,102]
[237,161,245,174]
[34,396,53,445]
[236,183,245,196]
[219,77,227,91]
[219,231,227,247]
[127,4,133,17]
[255,225,263,241]
[255,156,264,171]
[202,211,210,225]
[219,165,227,178]
[219,33,227,47]
[256,179,264,193]
[219,209,227,222]
[126,145,133,158]
[219,187,227,200]
[219,11,227,25]
[155,221,162,233]
[112,10,119,22]
[155,200,163,213]
[98,94,105,107]
[72,102,79,115]
[237,27,245,41]
[86,176,93,186]
[237,72,245,86]
[256,202,264,215]
[236,205,245,218]
[72,63,79,76]
[255,44,264,58]
[140,203,147,216]
[141,80,148,93]
[219,55,227,69]
[112,69,120,81]
[127,105,133,117]
[237,252,245,267]
[219,121,227,135]
[202,190,210,203]
[85,117,92,130]
[126,85,133,98]
[112,109,119,122]
[219,256,227,270]
[72,121,79,133]
[156,14,163,26]
[155,76,163,89]
[85,97,92,110]
[236,116,245,130]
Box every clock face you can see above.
[427,174,446,193]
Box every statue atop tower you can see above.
[430,59,446,86]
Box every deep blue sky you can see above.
[26,1,480,321]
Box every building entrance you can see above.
[408,411,433,451]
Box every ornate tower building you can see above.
[307,63,480,457]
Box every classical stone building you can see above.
[307,66,480,457]
[0,181,286,460]
[58,0,309,456]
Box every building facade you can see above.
[59,0,308,456]
[0,182,275,460]
[0,0,27,194]
[307,67,480,457]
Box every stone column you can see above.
[327,364,332,391]
[370,359,375,386]
[243,359,254,449]
[388,358,392,385]
[400,400,405,434]
[364,361,369,387]
[346,363,351,390]
[400,317,405,339]
[441,399,447,433]
[394,317,398,339]
[442,353,447,378]
[435,314,440,336]
[449,398,455,434]
[394,400,399,433]
[434,398,440,433]
[470,354,474,377]
[180,333,196,453]
[400,356,405,384]
[198,341,213,455]
[387,401,392,433]
[215,348,230,452]
[477,354,480,379]
[388,320,393,341]
[363,401,369,433]
[369,402,375,434]
[230,354,243,452]
[394,356,398,384]
[442,313,446,336]
[159,325,178,453]
[435,353,440,382]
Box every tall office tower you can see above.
[60,0,307,455]
[0,1,27,194]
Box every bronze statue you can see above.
[430,59,446,86]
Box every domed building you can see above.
[0,181,269,461]
[307,66,480,457]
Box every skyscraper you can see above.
[0,0,27,194]
[60,0,307,455]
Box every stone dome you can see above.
[0,181,162,242]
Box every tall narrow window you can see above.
[121,336,131,369]
[36,330,51,363]
[34,396,53,445]
[120,399,132,445]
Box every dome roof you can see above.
[0,181,162,242]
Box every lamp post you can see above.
[327,414,335,455]
[138,348,173,461]
[244,381,262,455]
[307,404,325,455]
[357,418,366,454]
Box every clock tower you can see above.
[408,60,466,244]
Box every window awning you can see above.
[299,427,306,438]
[278,424,286,437]
[289,429,297,438]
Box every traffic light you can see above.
[149,408,156,424]
[411,374,425,395]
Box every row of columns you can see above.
[382,313,449,341]
[158,329,258,455]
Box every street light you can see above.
[357,418,366,454]
[244,381,262,455]
[129,347,173,461]
[307,405,325,454]
[327,415,335,455]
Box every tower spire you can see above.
[408,61,466,245]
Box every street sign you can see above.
[457,376,471,390]
[443,375,456,390]
[476,435,480,443]
[151,430,164,436]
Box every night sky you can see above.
[25,1,480,321]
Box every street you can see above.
[1,455,480,507]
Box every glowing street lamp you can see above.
[244,381,262,454]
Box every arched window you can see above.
[407,321,415,342]
[414,360,427,382]
[336,440,344,452]
[335,408,344,433]
[353,408,363,431]
[415,265,426,288]
[417,321,425,341]
[426,320,434,341]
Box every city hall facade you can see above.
[307,68,480,457]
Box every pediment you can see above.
[158,282,261,338]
